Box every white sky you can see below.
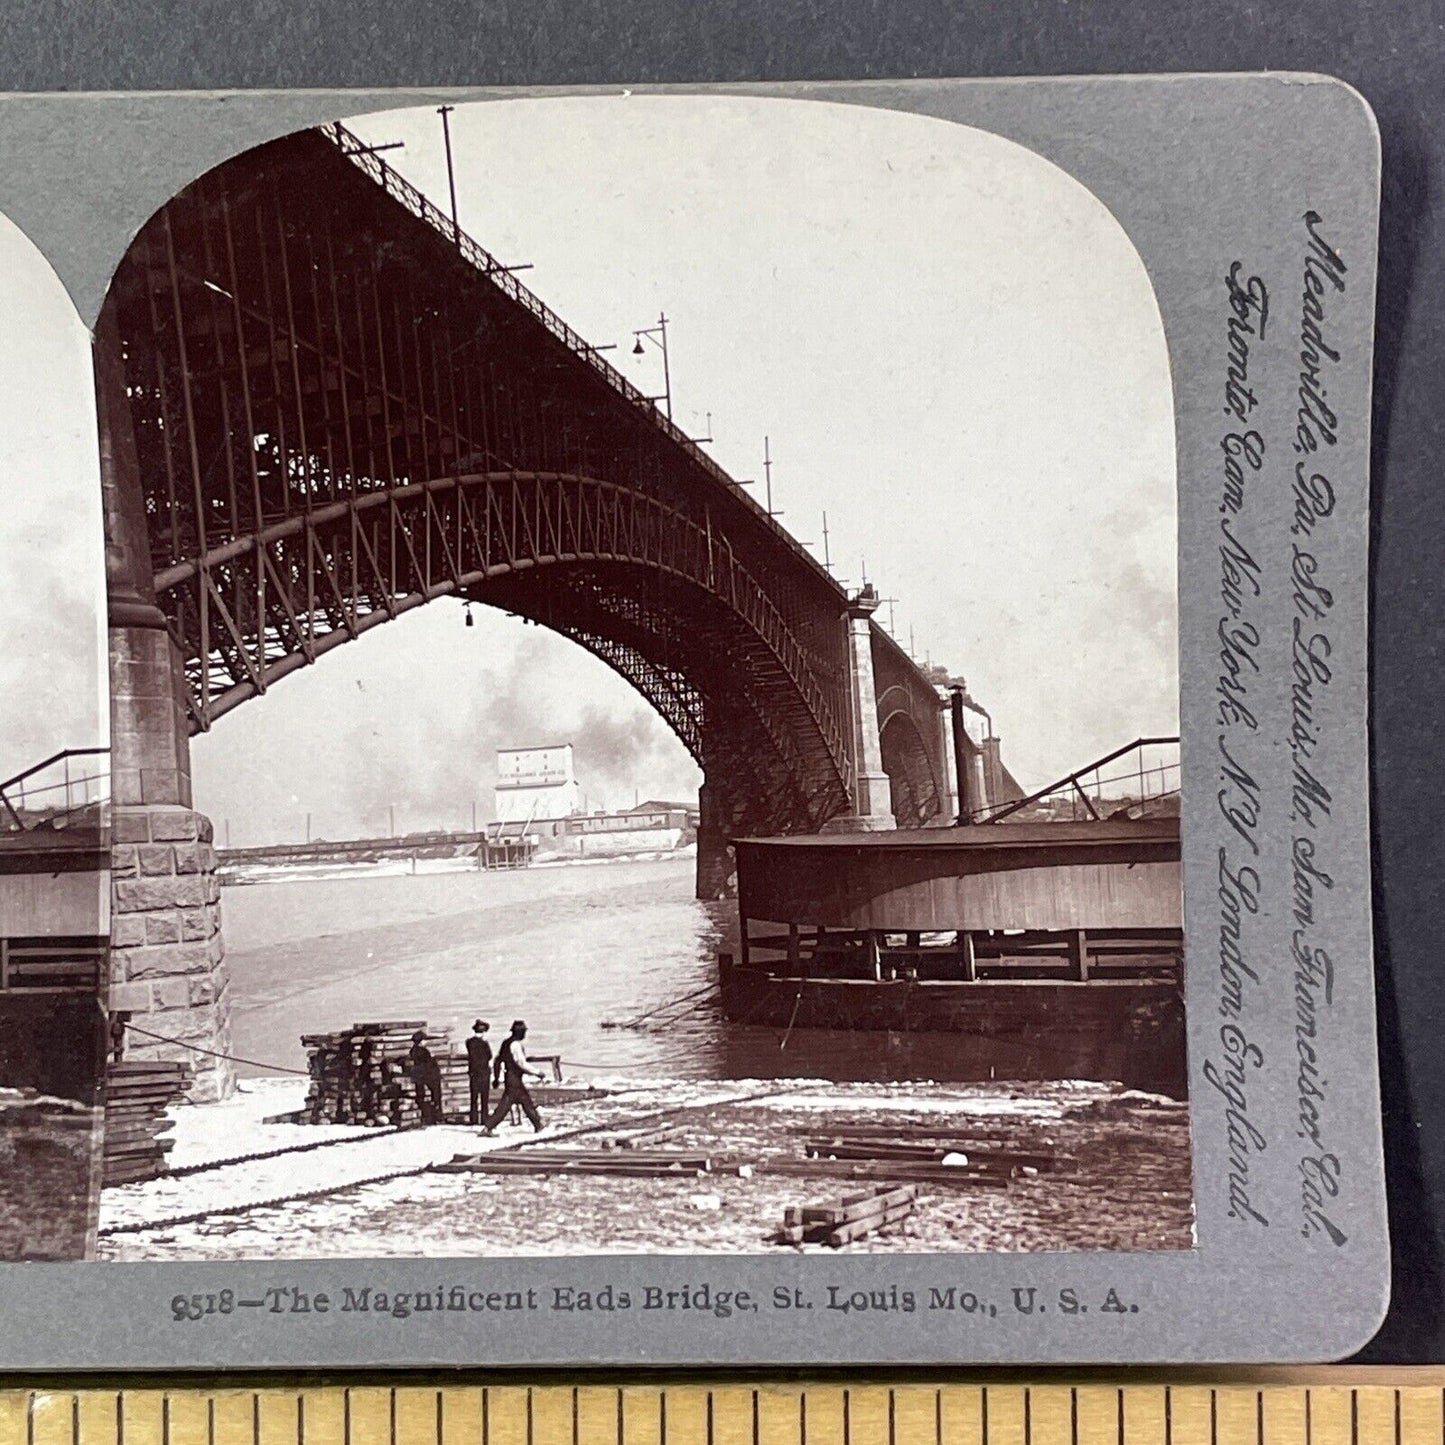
[0,96,1178,846]
[0,215,106,787]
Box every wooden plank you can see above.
[825,1198,918,1247]
[760,1158,1009,1189]
[800,1185,918,1227]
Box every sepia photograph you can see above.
[2,93,1189,1263]
[0,210,110,1261]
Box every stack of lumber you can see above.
[300,1020,451,1126]
[103,1059,193,1185]
[774,1184,919,1248]
[437,1148,712,1179]
[435,1051,473,1117]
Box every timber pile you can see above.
[774,1184,919,1248]
[287,1023,596,1128]
[438,1148,712,1179]
[300,1020,452,1126]
[103,1059,193,1185]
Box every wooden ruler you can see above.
[4,1375,1445,1445]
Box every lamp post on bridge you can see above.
[437,105,460,243]
[631,313,672,421]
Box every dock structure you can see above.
[0,749,110,1107]
[216,822,538,875]
[722,813,1185,1094]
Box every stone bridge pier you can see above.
[98,306,234,1103]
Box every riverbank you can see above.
[97,1076,1192,1260]
[219,840,695,888]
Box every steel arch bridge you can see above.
[97,121,954,896]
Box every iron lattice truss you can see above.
[98,122,946,833]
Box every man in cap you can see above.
[407,1029,444,1125]
[465,1019,493,1125]
[484,1020,547,1133]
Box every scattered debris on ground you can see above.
[97,1076,1193,1259]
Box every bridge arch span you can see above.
[879,709,943,831]
[145,464,853,841]
[95,119,957,1093]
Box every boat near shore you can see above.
[722,815,1185,1096]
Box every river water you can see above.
[224,854,995,1084]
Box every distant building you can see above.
[627,799,697,816]
[494,744,582,824]
[564,805,694,836]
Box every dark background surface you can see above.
[0,0,1440,1362]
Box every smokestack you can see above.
[950,686,972,826]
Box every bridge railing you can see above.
[324,121,837,590]
[0,748,110,834]
[973,736,1180,824]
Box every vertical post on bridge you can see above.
[937,687,962,824]
[825,585,894,832]
[438,105,460,244]
[96,299,235,1103]
[695,782,736,901]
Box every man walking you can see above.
[408,1030,444,1125]
[484,1020,547,1133]
[465,1019,492,1125]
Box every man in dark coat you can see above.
[407,1030,444,1125]
[484,1020,546,1133]
[465,1019,492,1125]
